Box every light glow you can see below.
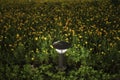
[55,49,67,54]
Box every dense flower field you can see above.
[0,0,120,79]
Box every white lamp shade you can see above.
[55,49,67,54]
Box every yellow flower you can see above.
[36,48,39,53]
[31,57,34,61]
[116,37,120,40]
[41,36,47,40]
[16,34,20,38]
[90,48,93,51]
[65,38,69,42]
[9,44,12,47]
[85,41,88,44]
[43,37,47,40]
[98,44,101,47]
[11,48,14,51]
[65,34,69,37]
[43,50,48,54]
[58,22,63,26]
[101,52,105,55]
[79,35,82,38]
[35,37,38,41]
[50,45,53,48]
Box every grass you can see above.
[0,0,120,79]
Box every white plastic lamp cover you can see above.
[55,49,67,54]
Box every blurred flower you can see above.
[65,38,69,42]
[31,57,34,61]
[43,50,48,54]
[50,45,53,48]
[90,48,93,51]
[16,34,20,38]
[36,48,39,53]
[35,37,38,41]
[41,36,47,40]
[9,44,12,47]
[101,52,105,55]
[43,37,47,40]
[115,37,120,40]
[85,41,88,44]
[11,48,14,51]
[79,35,82,38]
[58,22,63,26]
[65,34,68,37]
[98,44,101,47]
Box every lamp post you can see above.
[52,40,71,70]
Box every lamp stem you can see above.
[58,54,64,69]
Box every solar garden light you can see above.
[52,40,71,70]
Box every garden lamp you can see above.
[52,40,71,70]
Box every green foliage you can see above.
[0,0,120,80]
